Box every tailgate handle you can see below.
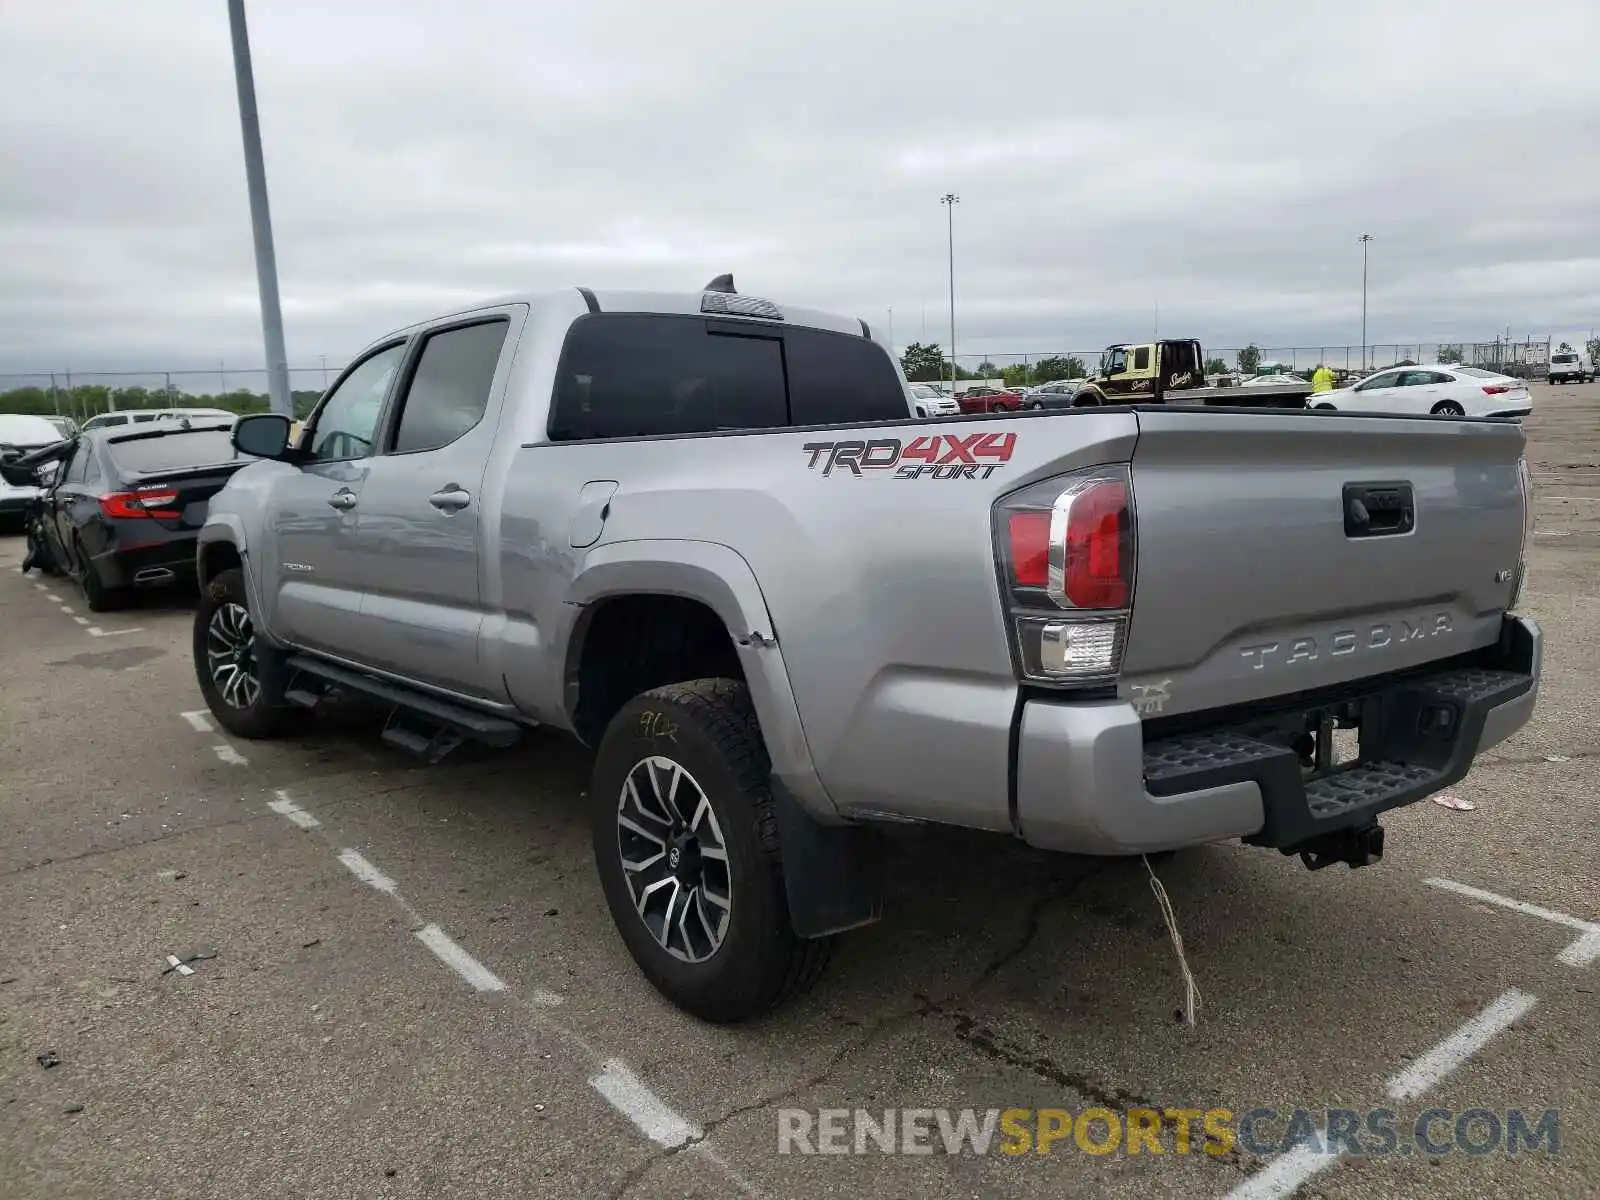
[1344,482,1414,538]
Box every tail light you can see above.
[994,465,1135,684]
[101,489,180,519]
[1510,456,1532,610]
[1483,384,1511,395]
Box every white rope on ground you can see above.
[1143,853,1201,1027]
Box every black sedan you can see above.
[17,419,254,611]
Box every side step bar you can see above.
[284,655,524,761]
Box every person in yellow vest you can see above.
[1312,364,1337,393]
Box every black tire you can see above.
[1026,400,1044,410]
[590,679,832,1023]
[1314,402,1338,410]
[193,568,301,739]
[73,537,123,612]
[1431,400,1465,416]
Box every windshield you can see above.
[1552,355,1577,364]
[0,414,65,447]
[106,429,247,475]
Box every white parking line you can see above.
[212,744,248,766]
[415,924,509,993]
[590,1059,703,1150]
[1385,989,1538,1101]
[180,710,216,733]
[1222,989,1537,1199]
[1425,877,1600,966]
[267,790,321,829]
[71,616,89,626]
[88,626,143,637]
[336,848,398,894]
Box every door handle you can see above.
[327,489,357,512]
[428,485,472,513]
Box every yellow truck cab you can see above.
[1073,339,1311,408]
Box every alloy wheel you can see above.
[206,601,261,709]
[616,756,732,963]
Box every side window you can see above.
[83,450,102,484]
[1105,349,1128,374]
[784,326,908,424]
[1132,346,1151,372]
[63,443,90,484]
[1358,371,1399,391]
[307,343,405,462]
[390,320,509,454]
[550,315,786,440]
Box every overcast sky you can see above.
[1,0,1596,381]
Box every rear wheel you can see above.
[1026,400,1044,410]
[590,679,832,1023]
[193,567,300,738]
[1313,402,1337,410]
[73,538,123,612]
[1430,400,1466,416]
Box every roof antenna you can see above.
[704,273,736,294]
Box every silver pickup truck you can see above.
[194,278,1541,1022]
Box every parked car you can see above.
[908,383,959,418]
[1074,340,1311,407]
[1547,352,1592,385]
[80,407,236,432]
[1309,365,1532,419]
[955,385,1024,414]
[14,419,257,609]
[0,413,67,531]
[1022,380,1084,409]
[189,278,1538,1024]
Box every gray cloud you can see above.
[1,0,1596,379]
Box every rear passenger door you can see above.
[342,311,519,697]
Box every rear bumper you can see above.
[1015,615,1541,856]
[1487,406,1532,419]
[93,534,201,588]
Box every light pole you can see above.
[227,0,292,417]
[1358,233,1374,371]
[941,193,959,389]
[886,306,894,355]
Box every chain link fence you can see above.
[0,366,345,422]
[923,340,1558,388]
[0,338,1570,418]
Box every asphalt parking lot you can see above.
[2,386,1597,1200]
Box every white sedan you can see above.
[1308,364,1531,419]
[907,383,959,418]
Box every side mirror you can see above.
[233,413,294,460]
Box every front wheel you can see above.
[1431,400,1466,416]
[193,568,301,739]
[1313,402,1338,410]
[590,679,832,1023]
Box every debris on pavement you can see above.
[1545,754,1570,763]
[36,1051,60,1069]
[1431,792,1476,812]
[63,1103,84,1115]
[161,948,219,977]
[301,938,321,949]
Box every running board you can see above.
[284,655,524,756]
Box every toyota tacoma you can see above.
[190,276,1541,1022]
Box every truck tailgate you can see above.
[1122,409,1526,717]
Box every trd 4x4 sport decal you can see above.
[802,432,1016,479]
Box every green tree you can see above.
[1586,336,1600,365]
[1557,341,1573,353]
[1437,344,1463,364]
[900,342,947,382]
[1236,344,1261,375]
[1203,357,1227,375]
[974,360,998,377]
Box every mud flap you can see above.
[772,783,887,939]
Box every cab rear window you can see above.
[549,314,907,440]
